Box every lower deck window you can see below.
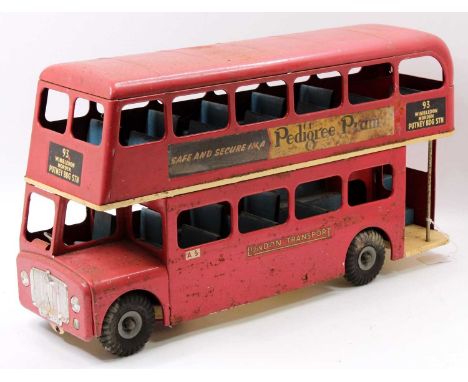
[177,202,231,248]
[295,177,342,219]
[238,189,288,233]
[348,165,393,206]
[132,205,163,247]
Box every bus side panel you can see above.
[166,149,406,324]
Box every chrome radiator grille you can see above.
[30,268,69,326]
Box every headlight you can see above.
[70,296,80,313]
[20,271,29,287]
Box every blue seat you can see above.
[405,207,415,226]
[86,119,103,145]
[400,86,419,95]
[189,204,225,236]
[242,92,285,124]
[146,110,165,139]
[127,130,157,146]
[140,208,163,246]
[92,211,114,240]
[349,93,375,104]
[242,192,280,222]
[383,174,393,191]
[200,100,228,128]
[296,85,334,114]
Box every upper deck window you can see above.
[398,56,443,95]
[120,100,165,146]
[236,81,287,125]
[172,91,228,137]
[348,63,394,104]
[72,98,105,145]
[39,88,69,134]
[294,71,342,114]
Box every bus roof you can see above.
[40,24,451,100]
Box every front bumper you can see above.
[17,251,94,341]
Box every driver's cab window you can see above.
[26,192,55,249]
[63,201,116,246]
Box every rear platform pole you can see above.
[426,140,434,242]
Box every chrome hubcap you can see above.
[358,246,377,271]
[118,311,143,339]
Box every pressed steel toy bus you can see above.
[17,25,454,356]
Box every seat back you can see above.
[243,192,280,222]
[127,130,157,145]
[146,110,165,139]
[298,85,334,109]
[86,119,103,145]
[251,92,285,118]
[140,208,163,246]
[92,211,114,240]
[200,100,228,128]
[190,204,224,235]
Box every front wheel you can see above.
[99,294,155,357]
[345,229,386,286]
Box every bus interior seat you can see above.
[189,204,225,236]
[178,203,227,247]
[186,101,228,135]
[140,208,163,246]
[92,211,114,240]
[201,100,228,128]
[383,173,393,191]
[86,119,103,145]
[405,207,415,225]
[400,87,419,95]
[243,92,286,124]
[127,130,157,146]
[239,192,281,232]
[146,110,164,139]
[349,93,376,104]
[296,84,334,113]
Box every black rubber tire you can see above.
[99,294,155,357]
[345,229,386,286]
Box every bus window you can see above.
[39,88,68,134]
[348,63,394,104]
[26,192,55,245]
[71,98,105,146]
[238,188,288,233]
[63,201,116,246]
[294,71,342,114]
[172,91,228,137]
[132,204,163,248]
[119,100,165,146]
[348,165,393,206]
[177,202,231,248]
[295,176,341,219]
[236,81,287,125]
[399,56,443,95]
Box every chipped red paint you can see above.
[17,25,453,344]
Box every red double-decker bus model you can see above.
[17,25,454,356]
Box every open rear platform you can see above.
[403,224,449,257]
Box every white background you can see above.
[0,13,467,369]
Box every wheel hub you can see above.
[358,246,377,271]
[118,311,143,339]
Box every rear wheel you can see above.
[99,293,155,357]
[345,229,386,286]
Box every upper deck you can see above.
[27,25,454,210]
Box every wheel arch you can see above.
[349,226,392,256]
